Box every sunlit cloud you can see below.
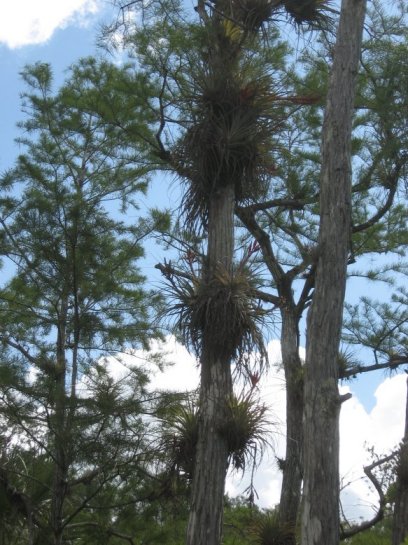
[96,336,406,521]
[339,374,406,522]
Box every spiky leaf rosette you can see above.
[160,400,199,480]
[178,73,281,230]
[221,391,273,472]
[250,510,296,545]
[337,347,362,379]
[164,263,268,372]
[281,0,334,29]
[160,392,272,478]
[211,0,333,34]
[216,0,280,32]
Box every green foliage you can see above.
[343,292,408,370]
[222,391,272,473]
[0,57,164,543]
[344,520,392,545]
[249,509,294,545]
[223,496,260,544]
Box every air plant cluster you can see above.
[250,509,296,545]
[282,0,334,29]
[160,400,199,480]
[216,0,278,33]
[165,261,268,371]
[160,0,332,396]
[212,0,333,33]
[172,0,281,231]
[179,70,280,230]
[177,2,332,231]
[221,391,272,472]
[160,390,273,479]
[337,347,362,379]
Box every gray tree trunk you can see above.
[186,184,234,545]
[392,375,408,545]
[279,306,303,542]
[301,2,366,544]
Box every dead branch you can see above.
[340,451,397,539]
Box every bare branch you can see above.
[235,205,285,284]
[352,160,403,234]
[341,356,408,379]
[237,198,306,214]
[340,452,397,539]
[155,68,172,163]
[251,289,281,307]
[155,261,194,281]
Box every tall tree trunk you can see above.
[50,305,69,545]
[279,305,303,542]
[392,375,408,545]
[186,184,234,545]
[235,208,307,538]
[301,2,366,544]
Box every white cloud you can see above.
[146,336,201,392]
[243,368,406,522]
[0,0,101,49]
[108,7,139,56]
[102,337,407,522]
[339,374,406,522]
[246,369,406,522]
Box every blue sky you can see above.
[0,0,406,519]
[0,1,112,172]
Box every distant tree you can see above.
[0,59,166,545]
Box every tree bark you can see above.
[206,186,235,276]
[235,206,307,538]
[392,375,408,545]
[279,305,303,542]
[301,2,366,545]
[186,185,234,545]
